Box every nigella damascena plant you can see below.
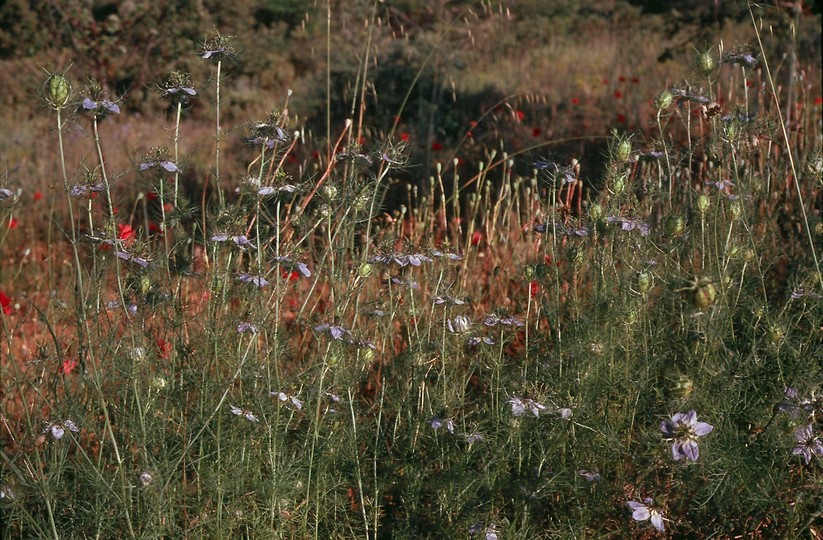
[270,391,304,411]
[430,416,456,433]
[314,323,376,349]
[237,273,269,288]
[626,498,666,532]
[483,313,525,328]
[606,216,650,236]
[236,322,258,334]
[429,248,462,261]
[200,32,237,62]
[777,387,821,420]
[660,410,714,461]
[273,256,311,278]
[80,80,120,119]
[0,187,16,201]
[44,420,79,440]
[508,396,547,417]
[447,315,472,334]
[791,424,823,465]
[158,71,196,105]
[369,252,433,267]
[243,114,289,148]
[229,405,260,423]
[138,148,181,173]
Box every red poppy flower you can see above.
[471,230,482,245]
[618,76,626,83]
[156,338,172,359]
[34,191,43,201]
[7,217,18,229]
[282,270,300,281]
[61,358,78,374]
[630,77,640,84]
[146,192,159,201]
[117,223,136,247]
[515,110,525,121]
[617,114,626,123]
[0,291,11,315]
[614,90,623,99]
[532,127,542,137]
[529,281,540,298]
[399,132,410,142]
[571,97,580,105]
[815,97,822,105]
[431,141,443,151]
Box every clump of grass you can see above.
[1,3,821,539]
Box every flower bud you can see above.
[47,74,71,108]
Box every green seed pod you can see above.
[697,194,711,213]
[655,90,673,110]
[47,74,71,108]
[724,119,739,142]
[625,309,638,325]
[613,175,626,195]
[524,264,537,281]
[360,348,375,364]
[692,280,717,308]
[616,138,632,162]
[664,215,685,237]
[323,185,338,200]
[588,203,603,222]
[696,50,716,76]
[742,248,755,262]
[140,275,152,296]
[767,325,784,345]
[637,271,652,295]
[358,263,373,278]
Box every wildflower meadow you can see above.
[0,1,821,538]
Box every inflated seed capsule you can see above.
[696,50,716,76]
[524,264,537,280]
[727,200,743,220]
[664,215,685,237]
[637,271,652,295]
[697,194,710,213]
[47,74,71,108]
[588,203,603,221]
[140,275,152,296]
[613,175,626,195]
[358,263,373,278]
[724,119,739,142]
[655,90,673,110]
[767,325,784,345]
[616,138,632,162]
[692,281,717,308]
